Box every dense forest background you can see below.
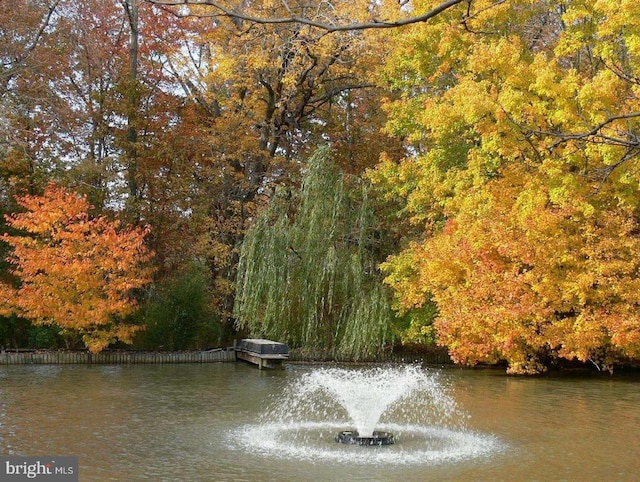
[1,0,639,374]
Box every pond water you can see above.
[1,363,639,481]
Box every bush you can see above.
[136,263,221,350]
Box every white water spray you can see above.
[231,365,503,465]
[293,365,455,437]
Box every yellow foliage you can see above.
[375,0,640,372]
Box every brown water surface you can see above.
[0,363,638,481]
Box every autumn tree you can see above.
[151,0,406,170]
[373,0,640,373]
[0,184,154,352]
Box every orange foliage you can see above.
[0,184,154,352]
[384,166,640,373]
[375,0,640,373]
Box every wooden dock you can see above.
[235,339,289,370]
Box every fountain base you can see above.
[335,430,394,446]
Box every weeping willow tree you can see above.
[234,148,394,359]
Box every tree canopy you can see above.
[2,0,640,372]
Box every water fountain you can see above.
[305,365,428,446]
[233,365,502,465]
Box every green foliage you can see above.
[0,315,66,350]
[394,303,439,347]
[136,262,221,351]
[234,148,395,359]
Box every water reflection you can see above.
[1,364,639,481]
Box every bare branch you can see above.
[146,0,468,32]
[590,147,639,190]
[510,111,640,188]
[27,1,62,55]
[462,0,506,35]
[538,112,640,151]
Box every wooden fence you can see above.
[0,347,452,366]
[0,348,236,365]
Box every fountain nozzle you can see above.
[335,430,394,446]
